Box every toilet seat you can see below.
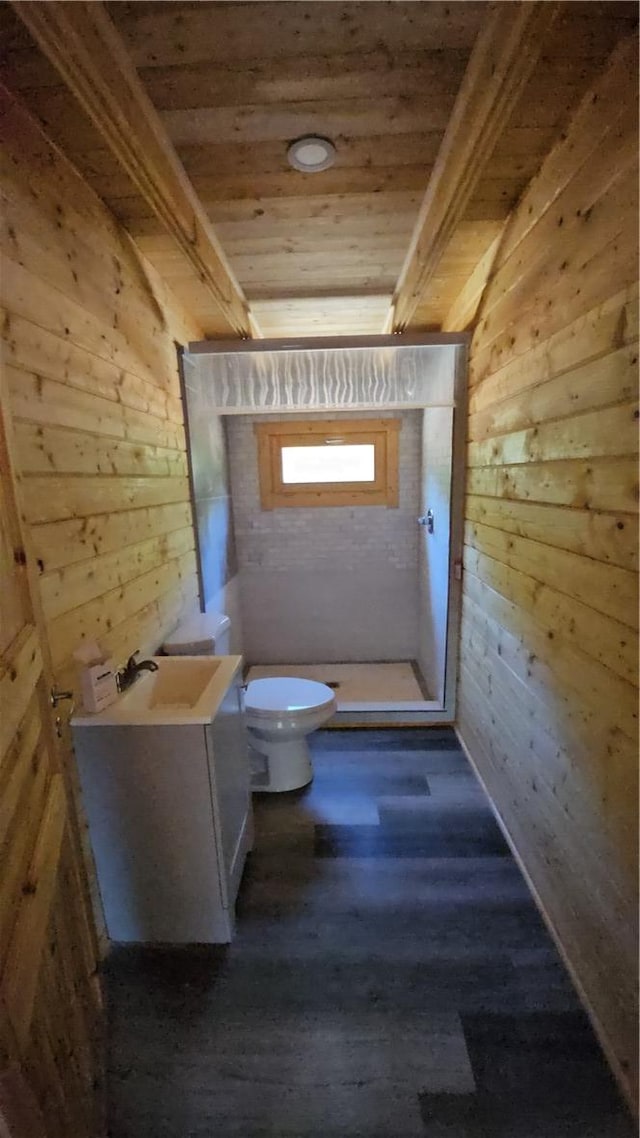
[244,678,337,792]
[245,677,335,719]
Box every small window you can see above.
[255,418,400,509]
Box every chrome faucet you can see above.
[117,651,159,692]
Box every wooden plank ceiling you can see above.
[1,1,637,338]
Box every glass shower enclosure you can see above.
[180,334,468,726]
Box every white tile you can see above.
[227,411,425,663]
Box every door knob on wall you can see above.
[50,688,75,738]
[51,687,74,708]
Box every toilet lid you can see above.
[245,677,335,715]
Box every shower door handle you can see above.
[418,511,434,534]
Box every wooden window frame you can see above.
[255,418,400,509]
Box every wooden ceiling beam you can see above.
[387,0,559,333]
[9,0,257,339]
[443,224,506,333]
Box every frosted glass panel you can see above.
[187,343,459,412]
[281,444,375,484]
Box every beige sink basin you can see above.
[72,655,243,726]
[146,658,220,710]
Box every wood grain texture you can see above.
[1,362,104,1132]
[8,3,255,339]
[443,226,505,332]
[454,32,639,1110]
[1,89,202,692]
[389,1,559,332]
[0,11,637,1135]
[4,2,634,335]
[254,417,400,510]
[0,89,205,1132]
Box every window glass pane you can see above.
[281,443,375,484]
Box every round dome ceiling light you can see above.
[287,135,336,173]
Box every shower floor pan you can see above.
[245,662,438,712]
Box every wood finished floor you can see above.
[106,728,634,1137]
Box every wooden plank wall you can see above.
[2,366,103,1132]
[456,34,639,1106]
[0,88,203,1132]
[0,85,202,694]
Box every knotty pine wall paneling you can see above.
[455,34,639,1107]
[1,85,205,1131]
[2,380,104,1136]
[1,84,203,697]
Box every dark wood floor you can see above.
[106,728,634,1137]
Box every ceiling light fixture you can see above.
[287,135,336,173]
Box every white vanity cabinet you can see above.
[72,660,252,944]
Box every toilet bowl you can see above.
[162,613,337,793]
[244,677,337,792]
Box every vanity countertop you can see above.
[71,654,243,728]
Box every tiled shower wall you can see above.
[226,410,421,664]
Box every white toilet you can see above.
[162,613,337,793]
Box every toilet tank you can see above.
[162,612,231,657]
